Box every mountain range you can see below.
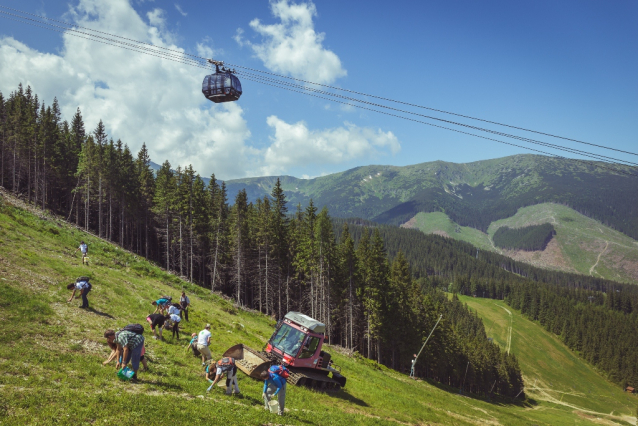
[151,154,638,282]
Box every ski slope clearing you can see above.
[407,203,638,283]
[459,295,637,426]
[0,191,633,425]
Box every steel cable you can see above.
[235,71,638,168]
[2,6,636,176]
[238,74,637,177]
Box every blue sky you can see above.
[0,0,636,180]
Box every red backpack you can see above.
[269,364,290,379]
[217,357,235,373]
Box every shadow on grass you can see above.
[232,393,262,406]
[87,308,115,319]
[420,377,536,408]
[330,389,369,407]
[140,379,183,391]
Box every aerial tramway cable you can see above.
[1,5,636,176]
[234,70,638,168]
[237,74,638,177]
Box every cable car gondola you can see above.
[202,59,242,103]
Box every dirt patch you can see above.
[400,216,417,229]
[502,238,575,273]
[604,246,638,282]
[432,230,451,238]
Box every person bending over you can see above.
[186,333,200,357]
[151,298,170,314]
[169,313,181,340]
[146,313,170,340]
[103,330,118,365]
[197,324,213,365]
[207,357,240,395]
[67,279,92,309]
[114,329,145,382]
[261,366,288,416]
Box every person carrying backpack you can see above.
[151,298,170,314]
[261,364,289,415]
[114,324,145,383]
[206,357,240,395]
[73,241,89,265]
[67,277,92,309]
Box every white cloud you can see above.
[261,116,400,175]
[147,8,166,27]
[0,0,253,179]
[196,42,214,59]
[0,0,399,180]
[241,0,346,84]
[233,28,245,47]
[174,4,187,16]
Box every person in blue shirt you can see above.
[261,369,287,415]
[185,333,200,357]
[151,298,170,314]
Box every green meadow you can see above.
[408,203,638,284]
[458,295,637,425]
[0,192,635,425]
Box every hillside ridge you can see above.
[0,187,612,426]
[153,154,638,242]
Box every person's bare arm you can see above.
[103,349,117,365]
[67,289,77,302]
[115,345,123,369]
[118,347,130,369]
[211,373,224,387]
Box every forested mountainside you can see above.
[492,223,556,251]
[404,204,638,284]
[218,154,638,240]
[0,84,522,396]
[334,217,638,387]
[3,83,637,392]
[2,195,629,426]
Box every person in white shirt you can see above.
[73,241,89,265]
[167,304,181,316]
[67,279,92,309]
[197,324,212,365]
[169,313,181,340]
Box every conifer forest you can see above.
[2,83,638,395]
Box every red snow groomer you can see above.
[223,311,346,390]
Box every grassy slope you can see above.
[458,295,637,425]
[403,212,493,251]
[0,193,632,426]
[487,203,638,283]
[406,203,638,284]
